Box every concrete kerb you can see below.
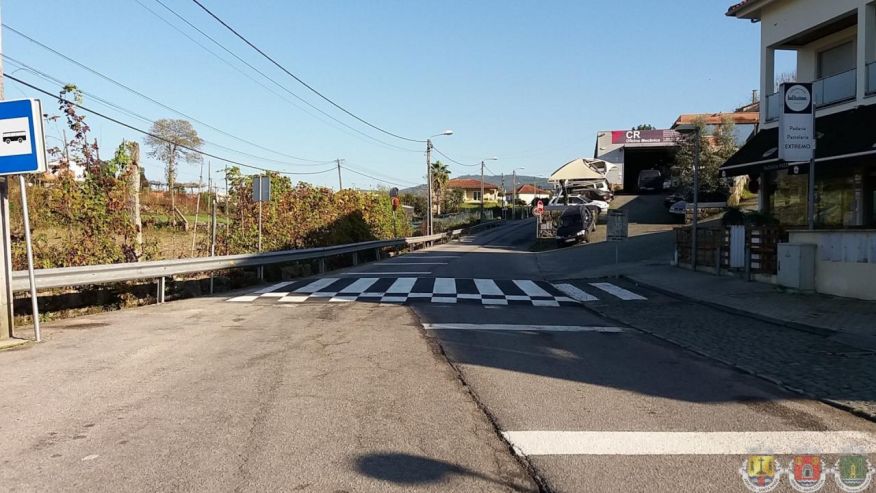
[620,275,838,338]
[0,338,30,351]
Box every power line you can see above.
[131,1,419,153]
[2,24,337,165]
[340,165,415,189]
[343,162,419,187]
[430,146,480,167]
[5,74,336,177]
[190,0,425,144]
[3,56,335,169]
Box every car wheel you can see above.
[17,138,24,143]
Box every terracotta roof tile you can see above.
[447,178,499,190]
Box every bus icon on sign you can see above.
[2,131,27,144]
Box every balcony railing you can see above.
[765,92,780,122]
[868,62,876,95]
[813,69,857,107]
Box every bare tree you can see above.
[144,119,203,222]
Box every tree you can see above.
[442,189,464,214]
[400,192,427,217]
[633,124,655,131]
[673,116,738,199]
[775,71,797,92]
[144,119,203,220]
[430,160,450,215]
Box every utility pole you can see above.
[480,160,485,221]
[501,173,505,219]
[336,158,343,190]
[512,170,517,220]
[426,139,433,235]
[691,127,700,270]
[0,1,15,340]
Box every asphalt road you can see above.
[3,199,876,492]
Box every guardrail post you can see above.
[157,276,166,304]
[745,245,752,281]
[318,258,326,274]
[715,245,722,276]
[352,252,358,266]
[374,248,381,261]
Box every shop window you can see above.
[816,173,863,228]
[768,173,808,227]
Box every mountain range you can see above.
[401,175,552,195]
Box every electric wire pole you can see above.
[480,160,485,221]
[426,139,433,235]
[0,1,15,340]
[336,158,343,190]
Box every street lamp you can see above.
[511,167,525,219]
[426,130,453,236]
[480,157,498,221]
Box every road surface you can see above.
[2,212,875,492]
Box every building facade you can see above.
[722,0,876,300]
[446,178,500,203]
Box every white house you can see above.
[722,0,876,300]
[507,184,551,205]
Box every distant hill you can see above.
[401,175,552,195]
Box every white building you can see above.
[722,0,876,300]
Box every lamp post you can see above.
[426,130,453,236]
[480,157,498,221]
[511,167,525,220]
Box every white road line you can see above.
[434,278,456,295]
[431,297,458,304]
[424,324,624,333]
[532,300,560,307]
[329,295,357,303]
[228,295,259,302]
[589,282,647,301]
[482,298,508,305]
[279,295,308,303]
[340,272,430,275]
[514,280,552,297]
[380,262,448,265]
[474,279,503,296]
[380,296,407,303]
[294,278,340,293]
[404,256,460,258]
[254,281,295,294]
[387,277,417,294]
[501,431,876,456]
[338,278,378,294]
[258,292,288,298]
[553,283,599,302]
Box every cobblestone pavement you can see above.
[561,277,876,420]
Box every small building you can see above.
[446,178,500,203]
[594,129,682,191]
[508,184,551,205]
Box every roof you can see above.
[673,112,759,128]
[447,178,499,190]
[720,104,876,176]
[726,0,770,18]
[549,158,605,182]
[516,184,550,194]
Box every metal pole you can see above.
[0,3,14,341]
[512,171,517,220]
[807,121,817,230]
[257,173,264,280]
[426,139,433,235]
[480,160,485,221]
[18,176,40,341]
[337,158,343,190]
[691,127,700,270]
[209,166,217,294]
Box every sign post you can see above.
[0,99,49,342]
[607,210,628,278]
[252,174,270,280]
[778,82,815,229]
[389,187,399,238]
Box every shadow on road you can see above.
[353,452,532,492]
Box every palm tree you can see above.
[430,160,451,215]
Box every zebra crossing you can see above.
[228,277,648,307]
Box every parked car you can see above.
[637,169,663,193]
[663,193,685,209]
[548,195,609,216]
[555,206,595,247]
[578,188,613,203]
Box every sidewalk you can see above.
[624,265,876,351]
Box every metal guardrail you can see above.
[8,225,500,292]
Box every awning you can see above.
[720,103,876,177]
[549,158,604,182]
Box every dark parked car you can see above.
[555,206,595,247]
[637,169,663,193]
[579,188,613,203]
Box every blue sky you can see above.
[3,0,770,189]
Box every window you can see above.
[473,191,482,201]
[818,41,856,78]
[768,173,808,227]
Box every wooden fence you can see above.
[675,225,786,275]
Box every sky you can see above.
[2,0,777,190]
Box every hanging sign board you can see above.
[252,175,271,202]
[778,83,814,163]
[0,99,48,176]
[607,210,628,242]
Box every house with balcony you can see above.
[721,0,876,300]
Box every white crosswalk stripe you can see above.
[589,282,648,300]
[228,277,648,307]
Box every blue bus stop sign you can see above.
[0,99,47,176]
